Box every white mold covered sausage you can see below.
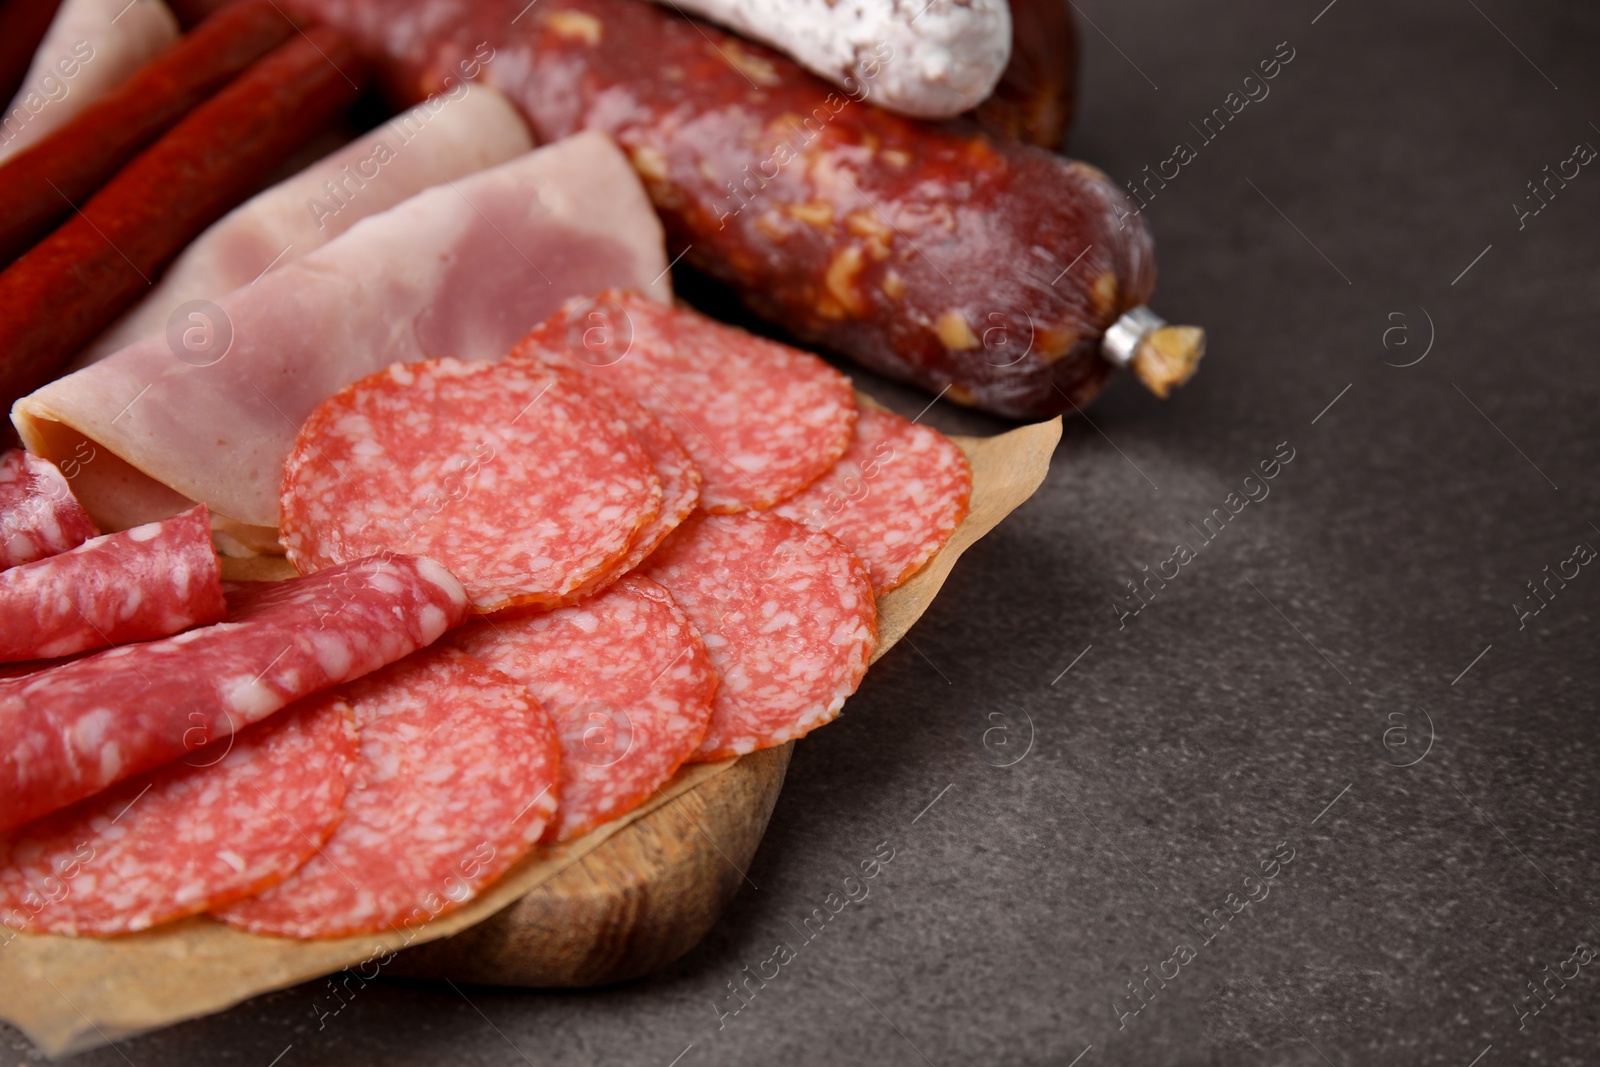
[653,0,1012,119]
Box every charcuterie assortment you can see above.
[0,0,1193,1032]
[286,0,1203,418]
[15,130,668,536]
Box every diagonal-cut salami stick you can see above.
[0,24,366,411]
[0,553,466,835]
[0,504,223,663]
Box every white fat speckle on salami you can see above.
[552,371,701,603]
[511,290,856,512]
[773,407,970,593]
[0,449,98,571]
[642,512,875,759]
[0,505,224,663]
[214,647,560,938]
[280,358,662,612]
[0,694,354,937]
[0,554,468,835]
[451,574,715,842]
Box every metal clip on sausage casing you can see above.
[1101,307,1206,398]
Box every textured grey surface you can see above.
[7,0,1600,1063]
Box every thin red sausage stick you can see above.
[0,26,367,409]
[0,0,297,267]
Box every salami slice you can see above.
[512,290,856,512]
[0,553,467,834]
[0,504,225,663]
[0,448,97,570]
[772,407,971,593]
[450,574,715,841]
[281,358,662,611]
[641,512,875,758]
[555,371,700,603]
[0,694,354,937]
[214,647,560,938]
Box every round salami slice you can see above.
[214,647,560,939]
[281,358,662,611]
[450,574,715,841]
[0,504,225,663]
[511,290,856,512]
[554,371,700,603]
[0,693,354,937]
[772,407,971,593]
[641,512,876,759]
[0,449,98,570]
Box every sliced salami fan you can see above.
[512,290,856,512]
[642,512,876,759]
[773,407,971,593]
[0,694,355,937]
[281,358,662,611]
[214,647,560,939]
[0,553,468,834]
[0,504,225,663]
[0,449,98,570]
[450,575,716,841]
[555,372,701,603]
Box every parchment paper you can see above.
[0,413,1061,1057]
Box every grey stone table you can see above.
[7,0,1598,1063]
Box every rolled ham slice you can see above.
[0,0,179,165]
[13,129,669,539]
[79,83,533,365]
[0,503,223,663]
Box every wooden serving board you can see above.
[0,416,1060,1056]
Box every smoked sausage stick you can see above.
[0,27,366,410]
[0,0,297,268]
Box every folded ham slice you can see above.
[79,84,532,365]
[13,129,669,540]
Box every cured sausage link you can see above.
[283,0,1200,418]
[0,0,297,267]
[0,26,366,411]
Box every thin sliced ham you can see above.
[13,129,670,538]
[79,84,533,365]
[0,0,179,164]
